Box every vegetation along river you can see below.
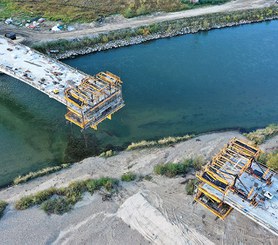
[0,21,277,187]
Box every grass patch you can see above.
[127,134,194,151]
[121,172,137,182]
[185,179,198,195]
[13,163,71,185]
[154,157,204,177]
[191,156,205,171]
[0,0,229,22]
[244,124,278,144]
[154,161,191,177]
[41,197,71,215]
[0,200,8,219]
[258,150,278,171]
[15,177,118,215]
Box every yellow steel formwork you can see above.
[0,37,124,131]
[195,138,260,219]
[64,71,124,130]
[194,188,233,220]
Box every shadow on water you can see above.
[0,89,104,186]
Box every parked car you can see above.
[5,32,16,40]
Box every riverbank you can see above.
[32,6,278,59]
[0,131,277,244]
[0,0,276,54]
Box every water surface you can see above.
[0,21,277,186]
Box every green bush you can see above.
[122,7,135,18]
[136,5,148,16]
[185,179,198,195]
[154,162,190,177]
[15,177,119,214]
[154,157,204,177]
[15,195,34,210]
[0,200,8,219]
[258,150,278,171]
[121,172,137,182]
[15,188,56,210]
[41,197,71,215]
[266,152,278,171]
[192,156,205,170]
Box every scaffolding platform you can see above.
[0,36,124,129]
[195,138,278,236]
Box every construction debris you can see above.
[0,36,124,130]
[195,138,278,236]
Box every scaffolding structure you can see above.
[195,138,278,236]
[64,72,124,129]
[0,36,124,129]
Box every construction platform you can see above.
[195,138,278,236]
[0,36,124,130]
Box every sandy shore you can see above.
[0,131,277,244]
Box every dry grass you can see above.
[244,124,278,144]
[15,177,119,214]
[0,0,228,22]
[13,163,71,185]
[0,200,8,219]
[127,134,194,150]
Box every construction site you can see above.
[195,138,278,236]
[0,36,124,130]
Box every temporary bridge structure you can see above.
[0,36,124,130]
[195,138,278,236]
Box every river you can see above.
[0,21,277,186]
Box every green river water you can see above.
[0,21,277,186]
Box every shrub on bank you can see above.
[192,156,205,171]
[258,150,278,171]
[15,177,119,214]
[154,161,191,177]
[266,151,278,171]
[41,197,71,215]
[185,179,198,195]
[0,200,8,219]
[121,172,137,182]
[154,157,205,177]
[244,124,278,144]
[15,187,56,210]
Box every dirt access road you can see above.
[0,132,277,244]
[0,0,275,43]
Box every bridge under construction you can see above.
[0,36,124,130]
[195,138,278,236]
